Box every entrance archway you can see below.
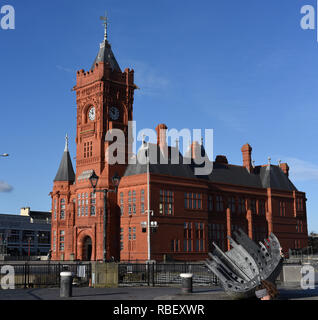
[82,236,92,261]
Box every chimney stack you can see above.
[241,143,252,172]
[156,124,168,156]
[190,141,202,160]
[279,163,289,177]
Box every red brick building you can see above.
[50,26,308,262]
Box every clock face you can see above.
[109,106,120,121]
[88,107,96,121]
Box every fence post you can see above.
[152,262,155,287]
[147,263,150,287]
[23,262,27,289]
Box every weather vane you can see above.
[64,133,69,152]
[100,12,108,41]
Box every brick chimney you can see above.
[279,163,289,177]
[215,155,228,164]
[190,141,202,160]
[155,124,168,156]
[241,143,252,172]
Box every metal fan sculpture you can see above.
[205,228,283,299]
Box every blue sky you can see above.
[0,0,318,231]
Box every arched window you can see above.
[60,199,65,219]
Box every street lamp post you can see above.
[89,171,120,263]
[145,141,151,261]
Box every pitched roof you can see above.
[54,149,75,183]
[123,143,297,192]
[91,40,121,72]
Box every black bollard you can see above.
[60,271,73,298]
[180,273,193,294]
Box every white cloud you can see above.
[56,65,73,73]
[0,181,13,192]
[283,157,318,182]
[123,60,170,96]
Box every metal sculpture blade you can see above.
[205,228,283,299]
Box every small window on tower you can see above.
[84,142,93,158]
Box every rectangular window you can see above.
[120,192,124,216]
[54,199,57,219]
[184,222,192,252]
[296,220,303,233]
[208,195,213,212]
[7,230,20,243]
[140,203,144,215]
[160,190,164,214]
[84,141,93,158]
[59,230,65,251]
[185,193,202,210]
[60,199,65,219]
[297,198,303,211]
[208,223,226,251]
[195,222,204,252]
[133,227,136,240]
[53,231,56,252]
[171,239,180,252]
[216,195,224,212]
[160,190,174,215]
[128,227,136,242]
[250,199,256,214]
[238,198,246,214]
[259,200,266,215]
[140,189,145,214]
[189,193,192,209]
[197,194,202,209]
[90,206,95,216]
[120,228,124,251]
[279,201,286,216]
[228,197,236,213]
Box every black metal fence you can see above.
[2,263,91,288]
[118,263,219,286]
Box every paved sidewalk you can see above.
[0,284,317,300]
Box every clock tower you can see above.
[51,18,137,261]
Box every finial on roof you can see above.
[142,133,146,146]
[278,159,281,166]
[64,134,69,152]
[252,160,255,168]
[100,12,108,41]
[175,138,179,150]
[268,157,271,165]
